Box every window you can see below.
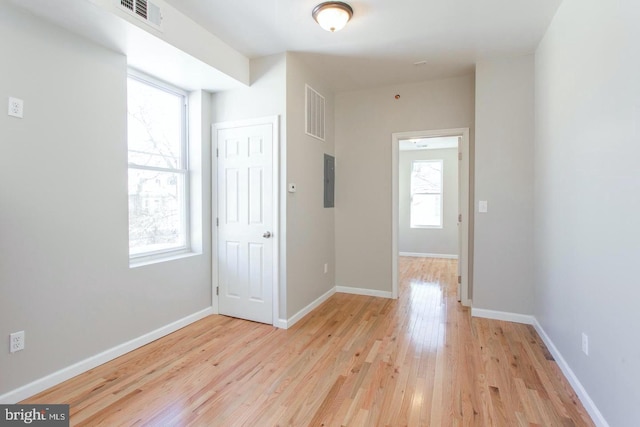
[410,160,443,228]
[127,71,189,259]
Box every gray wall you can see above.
[399,148,458,256]
[284,53,336,317]
[534,0,640,424]
[0,3,212,395]
[212,52,336,320]
[212,54,286,123]
[212,54,287,319]
[473,56,535,315]
[335,75,475,292]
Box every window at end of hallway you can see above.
[410,159,443,228]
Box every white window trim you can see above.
[127,69,191,263]
[410,159,444,229]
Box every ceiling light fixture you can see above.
[312,2,353,32]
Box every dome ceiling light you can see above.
[312,2,354,32]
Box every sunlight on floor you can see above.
[402,256,454,352]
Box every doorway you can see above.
[392,128,471,306]
[212,116,280,325]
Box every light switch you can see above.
[479,200,488,213]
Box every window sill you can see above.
[129,251,200,268]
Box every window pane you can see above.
[411,194,441,227]
[128,169,186,255]
[127,77,183,169]
[411,161,442,194]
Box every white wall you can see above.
[11,0,250,90]
[473,56,535,315]
[0,3,212,397]
[399,148,458,256]
[534,0,640,425]
[335,75,475,293]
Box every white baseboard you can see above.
[399,252,458,259]
[273,318,288,329]
[471,308,609,426]
[279,287,336,329]
[471,308,535,325]
[0,307,215,404]
[336,286,393,299]
[533,320,610,427]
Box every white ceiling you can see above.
[162,0,563,91]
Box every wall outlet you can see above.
[324,263,328,274]
[582,333,589,356]
[479,200,488,213]
[8,97,24,119]
[10,331,25,353]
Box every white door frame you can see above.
[391,128,471,306]
[212,116,280,326]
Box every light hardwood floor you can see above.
[24,257,594,426]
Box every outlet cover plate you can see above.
[8,97,24,119]
[10,331,25,353]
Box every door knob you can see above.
[263,231,272,239]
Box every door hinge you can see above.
[216,218,219,226]
[216,286,219,296]
[458,214,462,222]
[458,276,461,284]
[216,148,219,157]
[458,152,462,160]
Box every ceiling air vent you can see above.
[119,0,162,30]
[305,84,325,141]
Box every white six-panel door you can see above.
[216,122,274,324]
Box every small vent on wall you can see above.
[135,0,147,19]
[121,0,134,11]
[119,0,162,29]
[305,85,325,141]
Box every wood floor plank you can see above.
[23,257,595,426]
